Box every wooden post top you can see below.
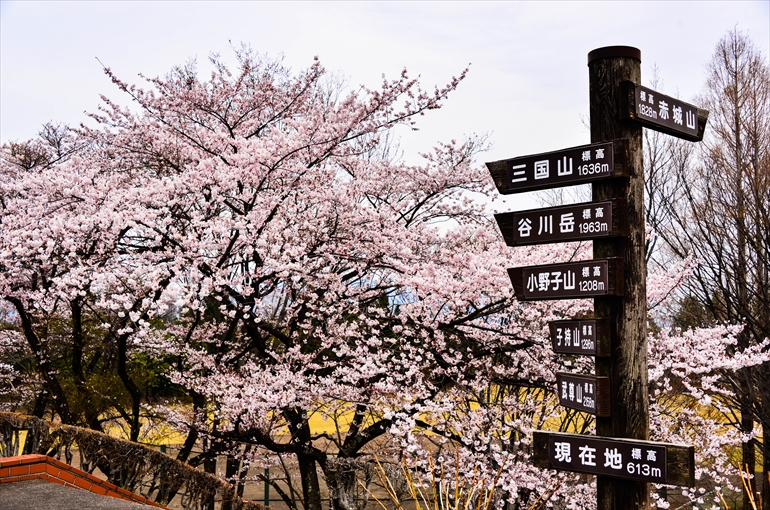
[588,46,641,64]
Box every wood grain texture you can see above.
[589,48,651,510]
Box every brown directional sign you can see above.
[549,318,611,356]
[532,431,695,487]
[495,199,627,246]
[620,82,709,142]
[556,373,610,416]
[508,258,624,301]
[486,140,630,195]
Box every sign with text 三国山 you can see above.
[621,82,709,142]
[485,141,629,195]
[507,259,624,301]
[556,373,610,416]
[549,318,611,356]
[495,200,626,246]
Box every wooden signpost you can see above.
[488,45,708,510]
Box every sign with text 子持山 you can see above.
[495,200,626,247]
[621,82,709,141]
[507,259,624,301]
[485,141,630,195]
[549,318,611,357]
[556,373,610,416]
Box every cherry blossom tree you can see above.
[2,48,564,509]
[645,257,770,509]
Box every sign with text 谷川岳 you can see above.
[495,200,626,247]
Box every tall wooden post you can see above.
[589,47,649,510]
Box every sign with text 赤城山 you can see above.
[621,82,708,142]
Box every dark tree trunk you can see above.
[203,441,217,510]
[8,296,73,424]
[116,331,142,442]
[297,452,322,510]
[742,396,758,509]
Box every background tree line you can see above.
[645,29,770,509]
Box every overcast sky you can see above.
[2,0,768,193]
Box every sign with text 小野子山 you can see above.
[507,259,624,301]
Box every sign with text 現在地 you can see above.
[532,432,683,485]
[507,258,624,301]
[621,82,708,142]
[495,200,626,246]
[486,141,629,195]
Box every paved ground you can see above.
[0,479,157,509]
